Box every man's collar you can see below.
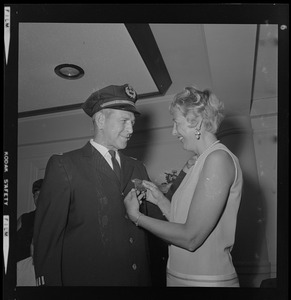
[90,139,120,159]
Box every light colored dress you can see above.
[167,142,243,287]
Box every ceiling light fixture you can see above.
[54,64,84,80]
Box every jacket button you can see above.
[132,263,137,270]
[129,237,134,244]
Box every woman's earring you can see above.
[194,119,202,140]
[194,128,201,140]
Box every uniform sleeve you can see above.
[33,155,71,286]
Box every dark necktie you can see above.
[109,150,121,181]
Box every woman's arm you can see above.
[125,150,235,252]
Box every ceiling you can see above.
[12,8,278,118]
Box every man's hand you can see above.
[124,189,140,221]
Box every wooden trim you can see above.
[125,24,172,95]
[249,25,260,113]
[18,104,83,118]
[18,90,165,118]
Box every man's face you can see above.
[101,109,135,150]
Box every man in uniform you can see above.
[33,84,169,286]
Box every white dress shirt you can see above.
[90,139,121,169]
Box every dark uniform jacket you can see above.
[33,142,153,286]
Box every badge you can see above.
[125,85,136,99]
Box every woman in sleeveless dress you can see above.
[124,86,243,287]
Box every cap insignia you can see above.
[125,85,136,99]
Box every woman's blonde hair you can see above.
[169,86,225,134]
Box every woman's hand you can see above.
[124,189,140,221]
[142,180,165,206]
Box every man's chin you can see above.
[118,141,128,149]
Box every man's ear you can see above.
[93,111,105,129]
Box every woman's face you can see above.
[171,107,196,151]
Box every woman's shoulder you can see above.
[204,148,235,174]
[207,147,232,160]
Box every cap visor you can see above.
[103,104,141,115]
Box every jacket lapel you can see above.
[82,142,120,189]
[120,152,134,193]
